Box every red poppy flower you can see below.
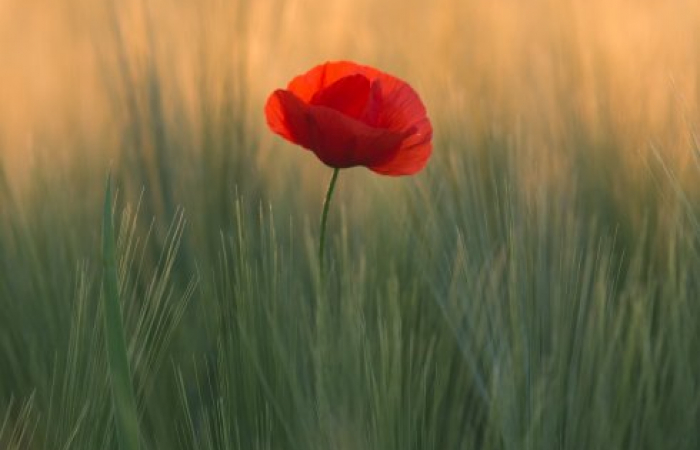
[265,61,432,175]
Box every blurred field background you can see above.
[2,0,700,448]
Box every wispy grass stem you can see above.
[102,175,141,450]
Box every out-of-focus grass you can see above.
[1,0,700,448]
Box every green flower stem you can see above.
[318,168,340,269]
[315,168,339,431]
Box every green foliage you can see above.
[102,176,141,450]
[1,2,700,449]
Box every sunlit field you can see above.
[2,0,700,448]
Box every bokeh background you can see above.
[3,0,699,190]
[2,1,700,449]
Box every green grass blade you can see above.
[102,175,140,450]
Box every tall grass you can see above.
[1,0,700,448]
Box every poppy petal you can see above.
[288,61,381,102]
[310,74,371,120]
[265,88,408,168]
[360,79,383,126]
[367,80,433,175]
[267,60,432,175]
[264,89,314,149]
[304,105,408,168]
[376,79,431,136]
[368,136,432,175]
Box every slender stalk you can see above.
[102,175,140,450]
[315,167,339,434]
[318,168,340,269]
